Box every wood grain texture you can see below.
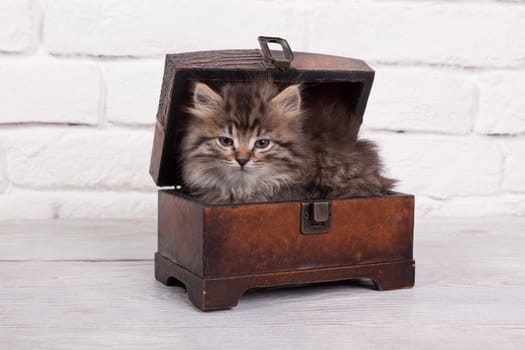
[155,190,414,310]
[156,254,415,310]
[173,193,413,277]
[167,50,372,72]
[1,218,525,349]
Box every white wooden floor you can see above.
[1,218,524,350]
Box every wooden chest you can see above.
[150,37,415,311]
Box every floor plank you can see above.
[0,219,155,260]
[1,218,524,349]
[2,261,524,350]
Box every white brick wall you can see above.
[42,0,305,56]
[105,60,164,125]
[5,127,155,191]
[0,0,524,219]
[0,61,101,124]
[500,138,525,192]
[476,72,525,134]
[0,0,36,53]
[366,67,475,134]
[0,136,7,193]
[366,133,502,199]
[308,1,525,67]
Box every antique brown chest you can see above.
[150,37,415,311]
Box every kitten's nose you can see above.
[236,158,249,167]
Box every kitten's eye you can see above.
[218,137,234,147]
[254,139,271,149]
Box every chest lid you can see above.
[150,37,375,187]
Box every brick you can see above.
[0,191,55,220]
[412,195,438,218]
[0,0,35,52]
[42,0,305,56]
[366,67,474,134]
[5,127,157,191]
[499,137,525,192]
[362,132,502,198]
[105,61,164,125]
[308,2,525,67]
[421,194,525,217]
[0,190,156,220]
[475,72,525,135]
[0,137,7,193]
[0,62,101,124]
[57,191,156,219]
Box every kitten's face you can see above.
[181,81,310,201]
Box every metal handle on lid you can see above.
[258,36,294,69]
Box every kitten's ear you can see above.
[271,84,302,115]
[193,82,222,112]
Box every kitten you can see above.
[181,80,395,204]
[180,81,314,204]
[305,101,396,199]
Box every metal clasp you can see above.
[301,201,333,234]
[258,36,294,69]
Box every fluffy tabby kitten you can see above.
[305,101,396,199]
[181,81,314,204]
[181,80,395,204]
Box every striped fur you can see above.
[181,81,314,204]
[181,81,395,204]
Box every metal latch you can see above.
[258,36,294,69]
[301,201,333,234]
